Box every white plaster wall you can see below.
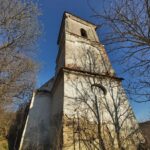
[64,71,136,124]
[56,46,65,74]
[65,35,113,75]
[49,76,64,149]
[20,92,51,150]
[63,71,144,149]
[20,76,64,150]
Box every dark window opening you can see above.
[80,28,87,38]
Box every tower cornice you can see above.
[62,67,124,81]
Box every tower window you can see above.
[80,28,88,38]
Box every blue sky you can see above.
[36,0,149,121]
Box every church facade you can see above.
[19,12,145,150]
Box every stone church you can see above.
[19,12,145,150]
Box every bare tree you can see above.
[87,0,150,103]
[0,1,41,148]
[0,0,41,108]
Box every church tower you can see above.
[56,12,115,76]
[19,12,145,150]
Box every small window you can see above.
[80,28,87,38]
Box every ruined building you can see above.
[19,12,145,150]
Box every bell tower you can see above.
[56,12,115,76]
[57,12,144,149]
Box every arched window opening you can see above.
[91,84,107,95]
[80,28,88,38]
